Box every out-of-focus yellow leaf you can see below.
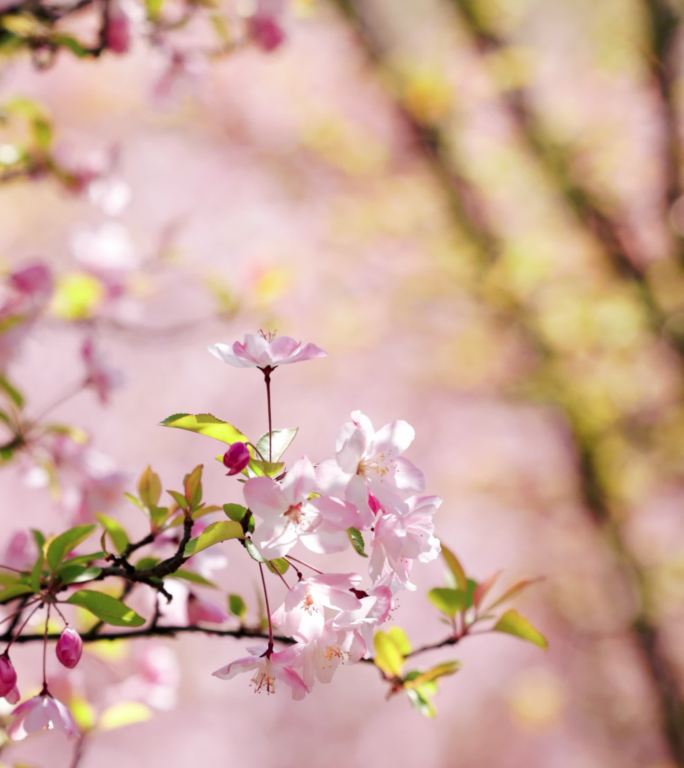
[99,701,151,731]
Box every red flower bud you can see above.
[223,443,250,476]
[0,654,17,697]
[5,685,19,704]
[248,14,285,52]
[55,628,83,669]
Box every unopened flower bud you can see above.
[187,594,228,625]
[105,1,132,54]
[247,14,285,52]
[55,628,83,669]
[0,654,17,697]
[223,443,250,476]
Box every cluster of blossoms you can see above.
[209,333,441,698]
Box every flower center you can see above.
[357,452,392,479]
[284,502,303,525]
[251,663,276,695]
[300,593,317,614]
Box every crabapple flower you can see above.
[244,457,321,558]
[9,691,78,741]
[336,411,425,517]
[209,332,326,369]
[369,495,442,589]
[4,686,19,705]
[213,645,308,700]
[332,583,394,656]
[272,574,363,642]
[223,442,250,475]
[9,263,53,299]
[0,654,17,697]
[56,628,83,669]
[299,627,365,688]
[186,594,228,625]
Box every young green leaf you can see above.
[223,503,248,522]
[255,428,298,462]
[403,661,461,689]
[56,564,101,585]
[183,465,203,509]
[67,590,145,627]
[96,514,129,555]
[493,609,548,649]
[266,558,290,576]
[160,413,248,445]
[440,544,468,591]
[138,466,161,509]
[487,578,543,611]
[228,593,247,618]
[427,587,470,617]
[169,570,217,588]
[347,527,368,558]
[0,375,24,408]
[373,630,405,678]
[46,525,96,571]
[183,521,243,557]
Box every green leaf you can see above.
[223,503,248,522]
[440,544,468,591]
[427,587,470,617]
[243,538,265,563]
[56,564,101,585]
[347,527,367,558]
[0,375,24,408]
[406,685,437,718]
[169,569,217,588]
[0,583,34,602]
[167,490,187,509]
[183,465,203,509]
[493,609,548,649]
[97,514,129,555]
[134,556,159,571]
[487,578,542,611]
[228,593,246,618]
[373,630,405,678]
[266,558,290,576]
[51,33,90,59]
[46,525,96,571]
[137,466,161,509]
[29,552,44,592]
[403,661,460,688]
[160,413,248,445]
[67,590,145,627]
[255,428,298,462]
[183,521,243,557]
[248,459,285,478]
[385,626,411,655]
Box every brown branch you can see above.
[329,1,684,762]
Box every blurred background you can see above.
[0,0,683,766]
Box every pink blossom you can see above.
[223,442,250,475]
[272,573,363,642]
[81,338,123,405]
[3,530,32,571]
[299,627,364,687]
[328,411,425,523]
[333,584,394,656]
[9,691,78,741]
[369,495,441,589]
[56,628,83,669]
[9,263,52,299]
[247,14,285,52]
[244,457,321,558]
[186,594,228,625]
[5,686,19,705]
[0,654,17,697]
[209,332,326,369]
[212,645,308,700]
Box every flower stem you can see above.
[262,368,273,462]
[5,601,42,653]
[42,603,51,687]
[258,563,274,655]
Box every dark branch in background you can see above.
[447,0,684,359]
[644,0,684,259]
[328,1,684,762]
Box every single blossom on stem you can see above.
[208,332,326,369]
[212,645,308,700]
[9,690,78,741]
